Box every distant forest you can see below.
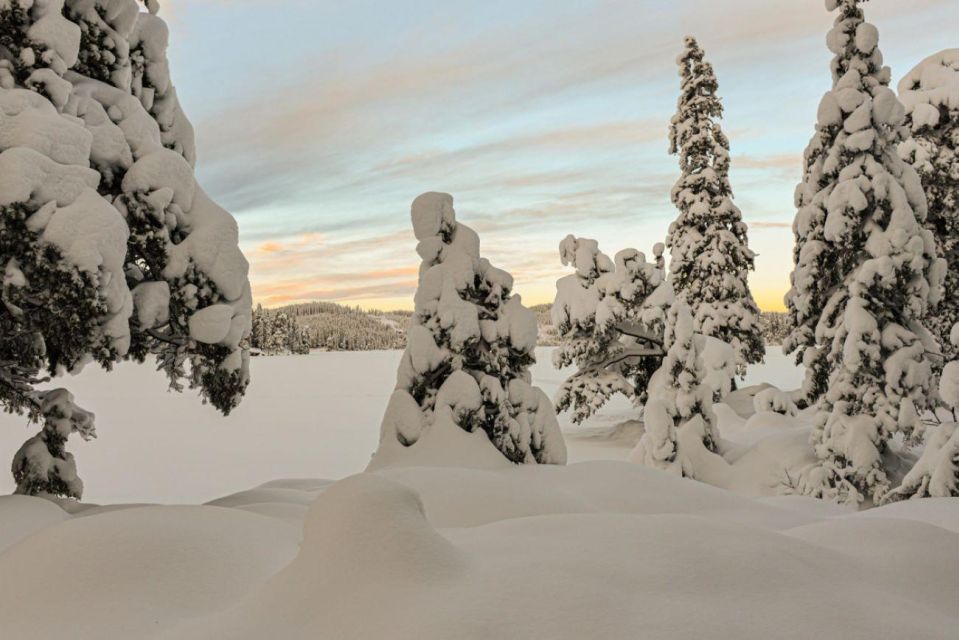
[251,302,790,354]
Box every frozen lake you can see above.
[0,347,801,504]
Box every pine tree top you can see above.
[669,37,728,183]
[825,0,886,87]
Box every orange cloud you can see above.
[257,241,283,254]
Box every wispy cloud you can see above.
[734,154,800,170]
[166,0,959,311]
[749,221,792,230]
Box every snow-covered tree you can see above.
[898,50,959,364]
[784,0,942,503]
[666,36,764,377]
[630,302,720,477]
[374,193,565,466]
[129,5,195,164]
[1,0,251,498]
[1,0,132,498]
[551,236,673,423]
[886,324,959,500]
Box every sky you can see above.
[161,0,958,311]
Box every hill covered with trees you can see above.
[250,302,410,354]
[252,301,791,354]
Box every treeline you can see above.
[250,303,410,354]
[759,312,790,346]
[252,302,789,354]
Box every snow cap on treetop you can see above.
[825,0,867,11]
[411,192,455,241]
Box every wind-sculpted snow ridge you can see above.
[1,466,957,639]
[372,192,566,468]
[1,0,251,497]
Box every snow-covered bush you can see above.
[886,323,959,500]
[753,388,799,417]
[666,36,764,378]
[630,302,720,477]
[898,50,959,364]
[0,0,251,498]
[784,0,943,503]
[373,193,565,466]
[551,236,674,423]
[885,422,959,501]
[11,389,94,498]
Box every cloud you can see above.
[190,0,953,221]
[748,221,792,230]
[255,280,419,307]
[248,230,420,306]
[170,0,957,309]
[734,154,800,170]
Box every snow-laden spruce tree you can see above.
[373,193,565,466]
[666,36,764,377]
[898,50,959,364]
[551,236,674,423]
[630,302,720,477]
[1,0,251,498]
[785,0,942,503]
[885,323,959,500]
[67,0,251,415]
[1,0,133,498]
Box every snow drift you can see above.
[1,462,957,640]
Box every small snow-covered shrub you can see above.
[631,302,720,477]
[666,36,764,377]
[753,388,798,417]
[887,324,959,500]
[11,390,94,498]
[885,422,959,501]
[373,193,565,466]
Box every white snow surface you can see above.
[0,347,803,504]
[1,349,956,638]
[0,462,956,639]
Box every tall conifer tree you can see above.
[785,0,941,502]
[666,36,764,378]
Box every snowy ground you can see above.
[3,349,957,639]
[0,347,802,504]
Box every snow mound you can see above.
[154,464,959,640]
[0,503,300,639]
[369,403,512,471]
[0,495,69,553]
